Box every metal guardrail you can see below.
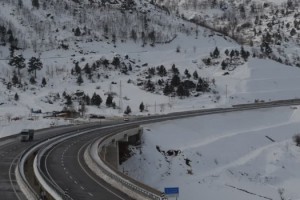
[17,147,40,200]
[19,98,300,200]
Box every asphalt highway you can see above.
[2,100,300,200]
[42,127,135,200]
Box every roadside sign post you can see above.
[164,187,179,200]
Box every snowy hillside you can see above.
[121,106,300,200]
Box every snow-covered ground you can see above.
[121,106,300,200]
[2,31,300,137]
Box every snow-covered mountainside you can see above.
[1,0,300,137]
[156,0,300,66]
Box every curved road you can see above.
[42,127,135,200]
[2,100,300,200]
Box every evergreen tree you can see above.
[196,78,210,92]
[42,77,47,87]
[230,50,235,59]
[14,93,19,101]
[124,106,132,115]
[221,60,228,70]
[106,94,113,107]
[184,69,191,79]
[111,57,120,68]
[32,0,39,8]
[131,29,137,42]
[213,47,220,58]
[74,27,81,36]
[9,54,26,75]
[12,72,19,85]
[28,56,43,78]
[139,102,145,112]
[225,49,229,56]
[77,74,83,85]
[240,46,250,61]
[157,65,167,77]
[91,93,102,106]
[171,74,181,87]
[74,62,81,74]
[176,84,185,98]
[84,63,91,75]
[193,70,198,80]
[146,80,155,92]
[65,95,72,106]
[171,64,179,75]
[163,82,171,95]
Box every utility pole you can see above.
[226,84,228,99]
[119,81,123,113]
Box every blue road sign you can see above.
[164,187,179,195]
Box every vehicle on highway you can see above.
[123,117,129,121]
[20,129,34,142]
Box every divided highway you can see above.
[2,99,300,200]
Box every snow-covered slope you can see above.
[121,106,300,200]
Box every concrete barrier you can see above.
[85,126,167,200]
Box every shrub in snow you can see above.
[293,134,300,146]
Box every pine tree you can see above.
[42,77,47,87]
[111,57,120,68]
[74,27,81,36]
[65,95,72,106]
[221,60,228,70]
[230,50,235,59]
[184,69,191,79]
[32,0,39,9]
[171,64,179,75]
[77,74,83,85]
[28,57,43,78]
[12,72,19,85]
[163,82,170,95]
[91,93,102,106]
[124,106,132,115]
[74,62,81,74]
[213,47,220,58]
[14,93,19,101]
[193,71,198,80]
[106,94,113,107]
[139,102,144,112]
[83,63,91,75]
[171,74,181,87]
[176,84,185,98]
[225,49,229,56]
[9,54,26,75]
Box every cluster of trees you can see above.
[1,0,194,51]
[0,26,18,47]
[142,64,211,98]
[8,52,45,86]
[71,56,134,86]
[202,47,250,71]
[62,90,117,110]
